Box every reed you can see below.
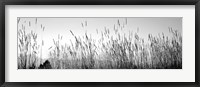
[18,18,182,69]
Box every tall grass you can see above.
[18,18,182,69]
[18,18,44,69]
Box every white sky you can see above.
[18,17,182,59]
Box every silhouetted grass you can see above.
[18,18,182,69]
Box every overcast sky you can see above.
[18,17,182,59]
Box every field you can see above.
[17,18,182,69]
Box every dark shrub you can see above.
[38,60,52,69]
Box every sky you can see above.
[17,17,182,59]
